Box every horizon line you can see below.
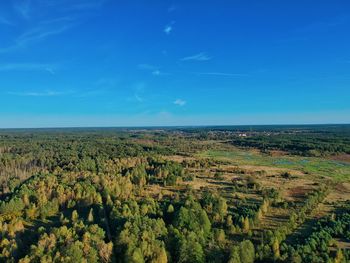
[1,123,349,130]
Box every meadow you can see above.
[200,148,350,181]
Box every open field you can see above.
[199,148,350,181]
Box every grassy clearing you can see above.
[199,149,350,181]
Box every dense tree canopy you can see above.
[0,127,349,262]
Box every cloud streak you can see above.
[0,0,99,53]
[138,64,158,70]
[174,99,186,106]
[0,22,76,53]
[138,64,169,76]
[0,63,57,73]
[0,15,13,26]
[64,0,108,11]
[131,82,146,103]
[13,0,31,19]
[7,90,66,97]
[181,52,212,61]
[18,24,74,45]
[168,5,177,12]
[196,72,248,77]
[296,15,348,33]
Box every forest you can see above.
[0,125,349,262]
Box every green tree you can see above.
[178,235,205,263]
[228,246,241,263]
[167,204,175,214]
[272,238,280,259]
[243,217,250,233]
[87,208,94,223]
[239,240,255,263]
[71,210,79,222]
[129,248,145,263]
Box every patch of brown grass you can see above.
[329,154,350,163]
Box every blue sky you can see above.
[0,0,349,128]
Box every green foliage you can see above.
[174,197,211,239]
[229,240,255,263]
[117,216,168,263]
[230,130,350,156]
[280,204,350,262]
[0,197,25,216]
[239,240,255,263]
[0,127,349,262]
[178,232,205,263]
[20,223,112,262]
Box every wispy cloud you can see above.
[280,15,350,43]
[45,67,55,75]
[0,23,76,53]
[0,15,13,26]
[138,64,158,70]
[134,93,144,102]
[164,25,172,35]
[138,64,169,76]
[168,5,177,12]
[164,21,175,35]
[39,16,76,25]
[152,70,170,76]
[95,77,118,87]
[174,99,186,106]
[0,63,57,73]
[77,77,120,97]
[18,24,74,45]
[64,0,108,11]
[130,82,146,103]
[296,15,348,33]
[196,72,248,77]
[13,0,31,19]
[0,0,95,53]
[7,90,66,97]
[152,70,161,76]
[32,0,107,12]
[181,52,212,61]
